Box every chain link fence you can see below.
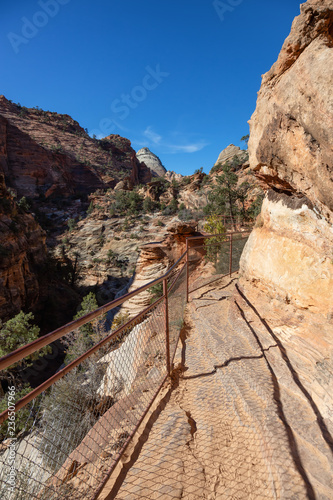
[187,232,251,293]
[0,230,250,499]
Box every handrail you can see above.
[0,250,188,372]
[186,230,251,241]
[0,228,252,500]
[0,297,164,425]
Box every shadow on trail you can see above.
[104,323,190,499]
[235,285,320,500]
[236,283,333,457]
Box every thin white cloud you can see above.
[144,126,162,144]
[165,142,208,154]
[138,126,208,154]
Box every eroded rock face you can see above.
[214,144,247,167]
[248,0,333,219]
[240,191,333,316]
[136,147,166,178]
[240,0,333,440]
[121,221,197,317]
[164,171,183,183]
[0,173,47,321]
[0,96,151,201]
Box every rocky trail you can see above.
[101,275,333,500]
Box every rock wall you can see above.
[121,222,197,318]
[248,0,333,219]
[240,0,333,423]
[0,96,151,201]
[0,173,47,321]
[240,191,333,316]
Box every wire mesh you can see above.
[0,297,167,500]
[0,230,252,500]
[230,232,249,274]
[167,263,187,366]
[187,232,251,293]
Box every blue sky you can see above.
[1,0,302,175]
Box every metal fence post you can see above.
[163,278,171,375]
[229,234,233,277]
[186,238,189,303]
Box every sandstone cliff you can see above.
[240,0,333,432]
[136,147,166,178]
[0,173,47,321]
[248,0,333,218]
[0,96,153,323]
[0,96,151,203]
[213,144,248,168]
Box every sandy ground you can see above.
[101,275,332,500]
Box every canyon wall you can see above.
[0,96,151,201]
[239,0,333,421]
[0,173,47,321]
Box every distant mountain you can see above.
[136,147,167,177]
[214,144,247,167]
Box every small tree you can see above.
[194,167,203,174]
[241,134,249,147]
[204,163,239,228]
[67,218,77,231]
[203,215,227,266]
[237,181,251,219]
[17,196,31,212]
[168,197,178,213]
[0,311,40,360]
[247,194,264,221]
[64,292,101,363]
[0,311,50,438]
[143,196,159,213]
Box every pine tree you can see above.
[204,163,239,228]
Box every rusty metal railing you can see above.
[0,229,250,500]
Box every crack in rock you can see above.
[185,410,197,444]
[195,296,229,310]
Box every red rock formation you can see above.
[248,0,333,218]
[0,172,47,321]
[0,97,151,202]
[240,0,333,445]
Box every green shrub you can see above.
[143,197,159,213]
[149,282,163,303]
[163,198,178,215]
[179,209,193,221]
[17,196,31,212]
[0,312,41,360]
[67,218,77,231]
[115,190,143,215]
[87,201,94,214]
